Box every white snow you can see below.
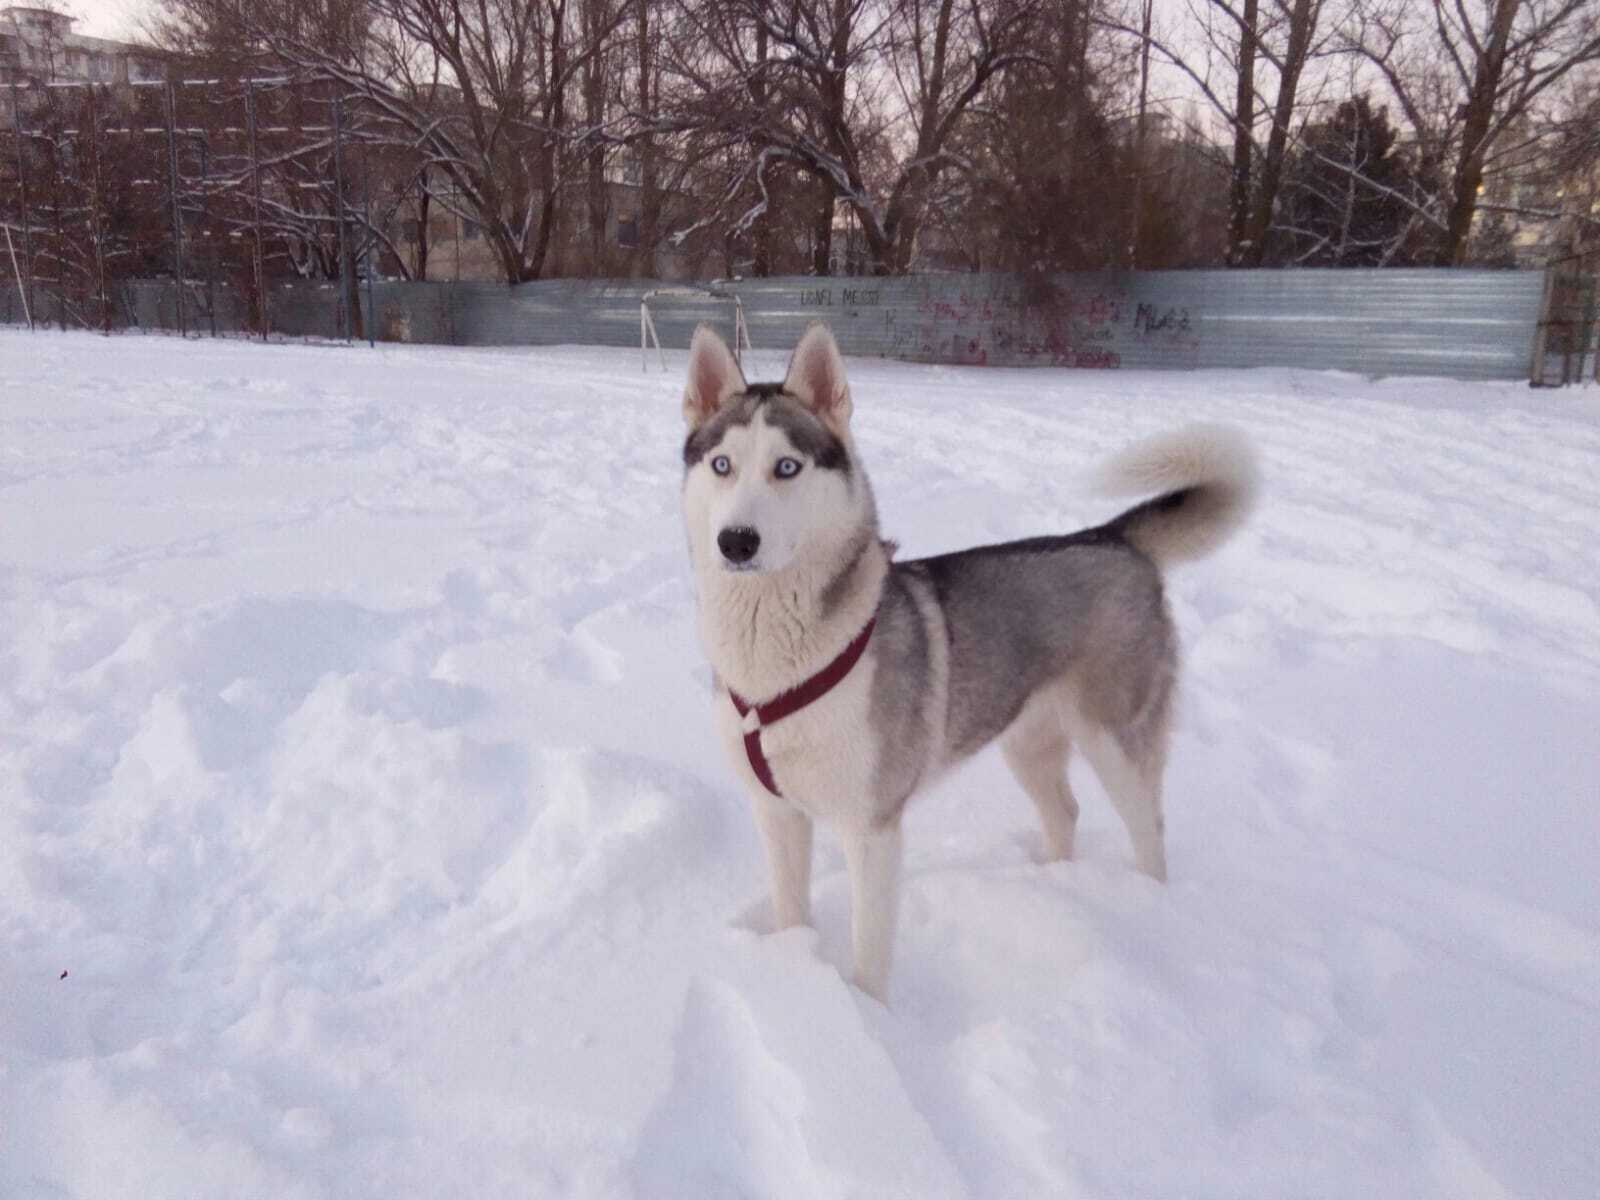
[3,328,1596,1199]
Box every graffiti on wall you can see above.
[799,286,883,310]
[879,277,1200,368]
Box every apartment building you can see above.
[1,5,165,91]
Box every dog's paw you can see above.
[1012,828,1075,866]
[850,969,891,1007]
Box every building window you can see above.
[617,216,639,248]
[463,219,481,241]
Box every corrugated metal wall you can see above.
[4,268,1547,381]
[267,279,737,350]
[714,270,1546,380]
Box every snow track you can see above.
[2,330,1596,1198]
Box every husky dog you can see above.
[680,323,1257,1001]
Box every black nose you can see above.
[718,526,760,564]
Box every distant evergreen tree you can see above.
[1275,95,1437,266]
[929,1,1136,272]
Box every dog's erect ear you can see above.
[683,324,747,429]
[783,323,852,432]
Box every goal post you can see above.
[4,224,32,331]
[640,287,752,372]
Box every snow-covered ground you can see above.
[2,327,1596,1199]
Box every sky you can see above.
[44,0,147,40]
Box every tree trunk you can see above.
[1128,0,1153,267]
[584,147,606,274]
[1227,0,1259,265]
[892,215,920,272]
[636,0,659,277]
[582,1,609,275]
[529,183,559,280]
[816,0,851,274]
[751,18,772,276]
[1240,0,1316,266]
[341,236,364,340]
[529,20,569,282]
[414,167,431,281]
[1441,0,1521,265]
[753,173,774,276]
[883,0,957,276]
[812,183,834,275]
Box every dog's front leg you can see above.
[754,790,813,929]
[842,820,902,1002]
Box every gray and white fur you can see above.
[680,323,1258,1001]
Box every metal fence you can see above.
[1530,248,1600,386]
[722,270,1548,380]
[3,267,1552,382]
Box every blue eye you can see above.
[711,455,732,476]
[775,457,802,479]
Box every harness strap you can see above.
[727,617,877,798]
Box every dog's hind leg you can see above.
[755,791,813,929]
[843,819,902,1002]
[1076,724,1168,882]
[1001,690,1080,862]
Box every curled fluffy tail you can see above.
[1093,424,1259,567]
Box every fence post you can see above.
[165,80,186,337]
[1528,266,1556,386]
[8,80,35,331]
[1584,258,1600,386]
[246,80,267,340]
[1593,265,1600,386]
[331,91,352,342]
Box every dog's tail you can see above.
[1093,423,1259,567]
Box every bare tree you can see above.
[1103,0,1334,266]
[930,0,1136,272]
[1347,0,1600,264]
[1547,86,1600,249]
[160,0,635,283]
[661,0,1049,275]
[1227,0,1259,260]
[1274,92,1438,264]
[1237,0,1323,264]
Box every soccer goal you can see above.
[640,288,752,372]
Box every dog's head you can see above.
[681,323,868,577]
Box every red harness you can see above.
[727,617,878,798]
